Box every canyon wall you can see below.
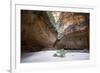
[21,10,89,52]
[55,12,89,50]
[21,10,57,52]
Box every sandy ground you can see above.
[21,50,89,63]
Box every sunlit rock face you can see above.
[55,12,89,50]
[21,10,89,52]
[52,12,61,23]
[59,12,89,34]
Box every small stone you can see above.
[53,49,66,57]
